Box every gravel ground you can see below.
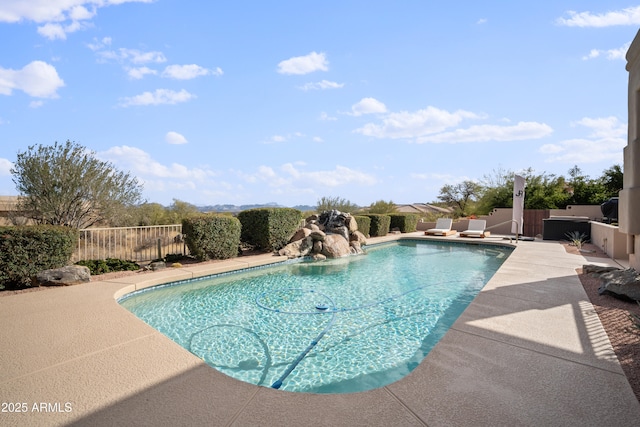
[563,242,640,403]
[3,244,639,403]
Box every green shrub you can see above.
[354,215,371,237]
[182,214,241,261]
[238,208,302,252]
[75,258,140,275]
[0,225,78,289]
[366,214,391,237]
[164,253,185,263]
[389,213,419,233]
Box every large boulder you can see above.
[321,234,352,258]
[288,227,311,243]
[306,223,321,232]
[327,225,349,242]
[349,230,367,245]
[595,267,640,301]
[280,210,367,260]
[309,230,326,242]
[33,265,91,287]
[278,236,313,259]
[583,265,620,275]
[346,214,358,233]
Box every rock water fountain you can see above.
[278,210,367,260]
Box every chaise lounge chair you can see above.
[424,218,456,236]
[459,219,490,238]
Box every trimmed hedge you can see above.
[0,225,78,289]
[182,214,241,261]
[238,208,302,252]
[389,213,419,233]
[354,215,371,237]
[366,214,391,237]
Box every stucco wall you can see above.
[624,29,640,271]
[590,222,628,260]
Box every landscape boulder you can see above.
[33,265,91,287]
[321,234,352,258]
[279,236,314,259]
[288,227,311,243]
[585,264,640,301]
[279,209,367,259]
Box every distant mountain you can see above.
[198,203,315,213]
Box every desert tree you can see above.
[316,196,360,214]
[437,180,482,217]
[598,164,623,199]
[165,199,201,223]
[11,140,143,228]
[367,200,397,214]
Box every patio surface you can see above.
[1,233,639,426]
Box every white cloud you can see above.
[539,144,564,154]
[0,61,65,98]
[87,36,112,51]
[99,48,166,64]
[29,100,44,108]
[239,163,377,196]
[354,106,479,139]
[582,42,630,60]
[298,80,344,91]
[319,111,337,121]
[37,23,68,40]
[262,132,306,144]
[352,104,551,143]
[416,121,553,144]
[284,164,377,187]
[264,135,287,144]
[100,146,217,182]
[165,131,188,144]
[119,89,195,107]
[0,158,13,175]
[573,116,626,138]
[557,6,640,27]
[539,116,626,164]
[127,66,157,79]
[92,43,222,81]
[0,1,153,39]
[349,97,388,116]
[161,64,222,80]
[477,18,487,25]
[277,51,328,75]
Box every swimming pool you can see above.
[119,240,512,393]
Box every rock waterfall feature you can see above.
[278,210,367,260]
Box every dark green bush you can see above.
[0,225,78,289]
[238,208,302,252]
[164,253,185,263]
[389,213,419,233]
[75,258,140,275]
[182,214,241,261]
[354,215,371,237]
[366,214,391,237]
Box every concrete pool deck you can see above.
[1,233,639,426]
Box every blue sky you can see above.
[0,1,637,207]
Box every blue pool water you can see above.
[119,240,512,393]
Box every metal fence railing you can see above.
[72,224,188,263]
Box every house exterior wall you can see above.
[623,30,640,270]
